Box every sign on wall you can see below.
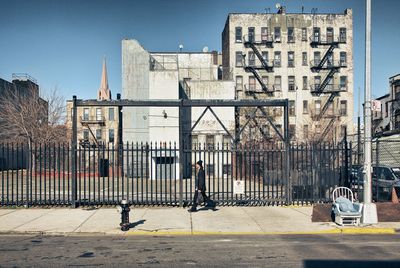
[233,180,244,195]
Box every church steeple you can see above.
[98,57,111,100]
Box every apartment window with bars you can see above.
[302,28,307,41]
[315,100,321,115]
[327,52,334,67]
[340,76,347,91]
[83,108,89,120]
[83,129,89,141]
[315,124,321,135]
[262,76,268,89]
[96,108,102,121]
[261,27,269,41]
[274,76,281,91]
[274,51,281,67]
[339,28,347,43]
[303,125,309,139]
[236,76,243,91]
[235,27,242,42]
[109,108,114,121]
[235,52,243,67]
[249,76,256,90]
[340,100,347,116]
[303,76,308,90]
[248,51,256,66]
[288,51,295,67]
[327,102,334,116]
[287,27,295,43]
[314,76,321,90]
[206,135,214,149]
[274,27,281,42]
[248,27,255,42]
[289,100,295,116]
[288,76,296,91]
[303,100,309,114]
[302,52,307,66]
[192,135,198,148]
[289,125,296,139]
[340,52,347,66]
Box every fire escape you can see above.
[310,32,346,141]
[80,115,106,147]
[243,34,274,95]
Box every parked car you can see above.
[356,165,400,201]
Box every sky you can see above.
[0,0,399,121]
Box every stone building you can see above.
[222,7,354,142]
[389,74,400,130]
[66,59,120,147]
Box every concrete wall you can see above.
[122,39,150,142]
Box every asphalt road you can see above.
[0,234,399,268]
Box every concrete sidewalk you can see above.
[0,206,399,236]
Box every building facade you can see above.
[222,7,354,142]
[66,59,120,147]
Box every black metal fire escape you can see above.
[243,35,274,95]
[310,36,346,141]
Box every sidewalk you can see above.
[0,206,399,236]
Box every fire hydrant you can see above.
[118,199,130,231]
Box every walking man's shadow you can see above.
[129,219,146,229]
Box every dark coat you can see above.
[196,169,206,191]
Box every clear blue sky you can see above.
[0,0,399,121]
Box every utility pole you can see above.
[362,0,378,224]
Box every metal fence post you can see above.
[284,99,291,205]
[178,99,184,207]
[71,95,78,208]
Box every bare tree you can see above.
[0,87,69,147]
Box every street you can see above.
[0,234,399,267]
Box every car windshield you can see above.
[391,167,400,179]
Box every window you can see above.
[302,52,307,66]
[303,100,309,114]
[327,27,334,43]
[248,27,255,42]
[274,27,281,42]
[339,28,347,43]
[274,76,282,91]
[192,135,198,148]
[315,124,321,135]
[303,125,309,139]
[289,100,295,116]
[206,135,214,149]
[262,51,268,64]
[340,52,347,66]
[206,164,215,176]
[109,108,114,121]
[262,124,270,137]
[303,76,308,90]
[340,125,347,137]
[223,135,231,147]
[261,27,269,41]
[109,129,115,143]
[385,102,389,118]
[96,129,102,140]
[249,76,256,90]
[262,76,269,89]
[288,76,296,91]
[83,108,89,120]
[223,164,231,175]
[314,51,321,66]
[289,125,296,139]
[315,100,321,115]
[96,108,102,121]
[340,100,347,116]
[313,27,320,42]
[236,76,243,91]
[288,51,295,67]
[327,102,334,116]
[235,52,243,67]
[248,51,255,66]
[327,52,333,67]
[340,76,347,91]
[288,27,295,43]
[314,76,321,87]
[302,28,307,41]
[274,51,281,67]
[83,129,89,140]
[235,27,242,42]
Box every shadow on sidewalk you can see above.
[129,219,146,229]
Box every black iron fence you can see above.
[0,141,351,207]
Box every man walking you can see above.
[188,160,212,212]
